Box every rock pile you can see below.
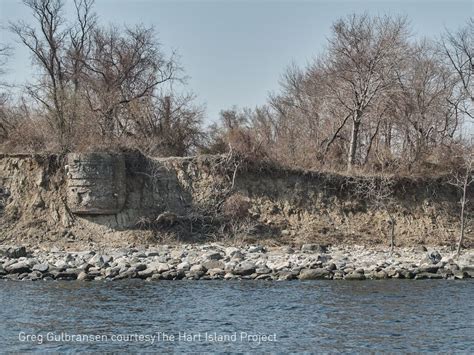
[1,244,473,281]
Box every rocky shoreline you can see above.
[1,244,473,281]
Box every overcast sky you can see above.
[0,0,472,123]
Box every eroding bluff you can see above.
[0,152,471,249]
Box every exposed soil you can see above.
[0,152,472,252]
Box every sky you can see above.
[0,0,472,124]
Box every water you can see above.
[1,280,473,353]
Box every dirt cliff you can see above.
[0,152,471,250]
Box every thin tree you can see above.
[354,175,396,254]
[449,148,473,256]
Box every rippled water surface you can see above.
[1,280,473,352]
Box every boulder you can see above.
[278,271,296,280]
[279,246,295,254]
[54,270,79,280]
[176,262,190,271]
[418,265,439,274]
[204,252,223,261]
[248,245,265,253]
[233,262,256,276]
[301,244,328,253]
[151,262,170,273]
[77,271,93,281]
[5,262,31,274]
[190,264,206,273]
[414,272,443,280]
[344,271,366,280]
[371,270,388,279]
[32,263,49,273]
[6,246,27,259]
[461,266,474,277]
[299,268,332,280]
[426,251,442,264]
[202,260,225,271]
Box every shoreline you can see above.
[1,244,473,281]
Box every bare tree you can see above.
[81,25,180,140]
[0,45,12,141]
[317,14,410,170]
[128,92,205,156]
[441,18,474,121]
[354,175,396,254]
[10,0,96,150]
[449,146,473,256]
[391,40,459,167]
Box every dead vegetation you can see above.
[0,5,471,180]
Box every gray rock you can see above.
[224,247,240,257]
[461,266,474,277]
[299,268,332,280]
[268,260,290,271]
[204,252,223,260]
[170,250,185,259]
[177,262,190,271]
[233,262,256,276]
[453,270,469,279]
[104,267,120,279]
[55,270,79,280]
[344,272,366,280]
[113,270,136,280]
[138,269,154,279]
[190,264,206,272]
[427,251,442,264]
[32,263,49,273]
[102,255,113,264]
[133,263,147,272]
[280,246,295,254]
[223,272,237,280]
[161,271,183,280]
[414,272,443,280]
[5,262,31,274]
[202,260,225,270]
[88,254,106,267]
[248,245,265,253]
[399,270,415,279]
[278,271,296,280]
[370,270,388,279]
[255,267,272,274]
[6,246,28,258]
[26,271,43,281]
[207,268,225,277]
[77,271,93,281]
[230,251,245,261]
[445,263,460,272]
[418,265,439,273]
[187,270,205,279]
[151,262,170,273]
[301,244,328,253]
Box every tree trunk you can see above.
[457,175,468,257]
[348,114,361,170]
[389,214,396,255]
